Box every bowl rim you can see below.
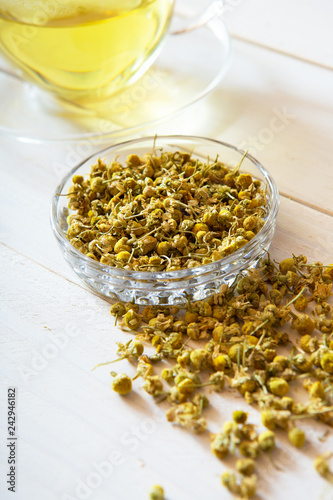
[50,134,280,280]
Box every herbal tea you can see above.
[0,0,173,103]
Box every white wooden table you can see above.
[1,1,333,499]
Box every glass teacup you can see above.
[0,0,174,105]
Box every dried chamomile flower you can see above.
[293,295,308,312]
[192,393,209,413]
[240,424,257,442]
[167,386,188,405]
[321,351,333,374]
[166,403,207,433]
[288,427,305,448]
[149,485,165,500]
[291,314,315,336]
[110,302,126,323]
[190,349,210,370]
[212,354,230,371]
[279,258,296,274]
[125,302,140,314]
[267,377,289,397]
[236,458,255,476]
[123,309,141,330]
[134,359,153,380]
[291,353,312,373]
[111,373,132,395]
[239,474,257,499]
[317,316,333,334]
[211,434,230,459]
[233,410,248,424]
[234,376,257,396]
[300,334,318,353]
[222,471,257,499]
[223,420,240,435]
[258,430,275,452]
[261,409,290,430]
[313,282,332,304]
[307,381,326,400]
[91,340,144,370]
[221,471,239,496]
[272,355,290,370]
[228,344,244,363]
[314,452,333,484]
[142,376,164,397]
[314,453,333,483]
[117,340,144,361]
[239,440,260,459]
[176,377,197,395]
[209,372,225,392]
[161,368,175,385]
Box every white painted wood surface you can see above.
[1,2,333,500]
[224,0,333,70]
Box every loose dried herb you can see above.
[66,148,267,270]
[111,373,132,395]
[92,254,333,498]
[149,485,165,500]
[314,453,333,483]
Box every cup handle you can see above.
[170,0,225,35]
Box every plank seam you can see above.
[231,34,333,72]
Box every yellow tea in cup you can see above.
[0,0,174,104]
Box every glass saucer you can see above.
[0,11,231,144]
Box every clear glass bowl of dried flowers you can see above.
[51,135,279,305]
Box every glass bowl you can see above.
[50,135,279,305]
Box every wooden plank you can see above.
[198,39,333,215]
[223,0,333,70]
